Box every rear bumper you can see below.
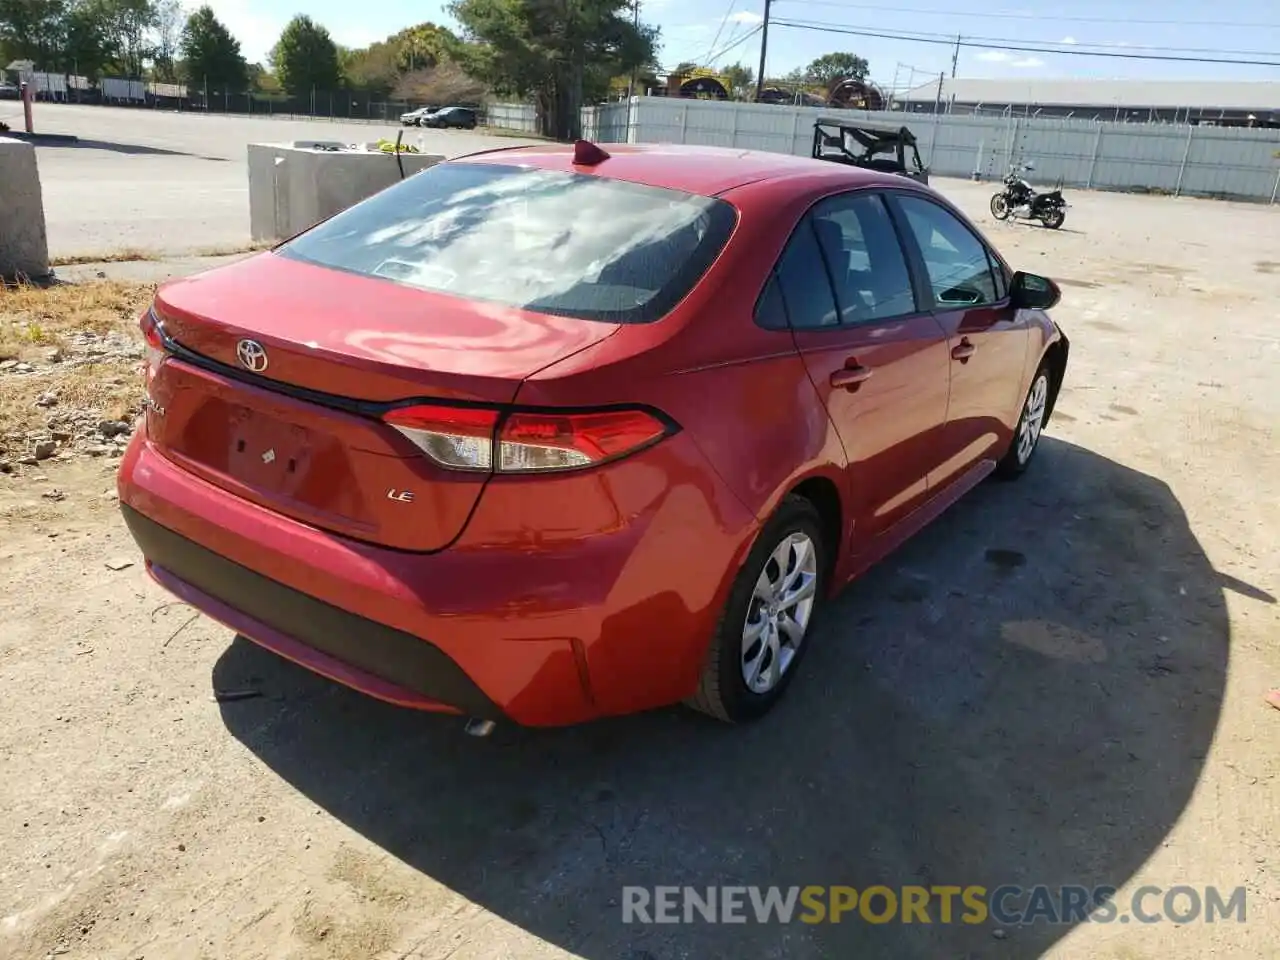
[123,504,503,718]
[118,429,757,725]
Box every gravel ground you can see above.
[23,104,540,259]
[1,170,1278,960]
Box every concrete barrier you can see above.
[0,136,51,280]
[248,141,446,243]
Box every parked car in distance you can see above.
[117,142,1067,730]
[422,106,477,129]
[0,82,20,100]
[399,106,435,126]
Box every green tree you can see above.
[270,14,341,96]
[180,5,247,91]
[339,23,461,95]
[0,0,67,66]
[63,0,113,78]
[95,0,157,77]
[721,62,754,99]
[449,0,656,140]
[804,51,869,86]
[151,0,182,81]
[340,41,400,93]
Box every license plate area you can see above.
[227,405,314,492]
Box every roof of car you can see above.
[454,142,904,197]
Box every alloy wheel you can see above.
[741,532,818,694]
[1017,373,1049,464]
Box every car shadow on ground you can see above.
[214,437,1230,959]
[40,138,230,160]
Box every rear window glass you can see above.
[279,162,737,324]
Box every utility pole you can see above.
[627,0,640,100]
[754,0,772,102]
[951,34,961,78]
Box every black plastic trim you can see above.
[121,504,505,719]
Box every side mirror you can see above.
[938,285,983,306]
[1010,271,1061,311]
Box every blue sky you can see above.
[207,0,1280,88]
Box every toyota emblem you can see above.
[236,339,268,373]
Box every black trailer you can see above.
[812,117,930,184]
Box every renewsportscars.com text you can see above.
[621,884,1247,926]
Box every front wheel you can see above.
[997,365,1051,479]
[990,193,1012,220]
[1040,208,1066,229]
[688,496,826,723]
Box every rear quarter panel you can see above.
[516,171,868,529]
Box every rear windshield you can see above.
[279,161,737,324]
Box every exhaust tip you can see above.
[464,718,496,738]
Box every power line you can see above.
[710,24,763,64]
[768,18,1280,58]
[770,19,1280,67]
[773,0,1280,29]
[705,0,741,62]
[960,35,1280,58]
[653,25,762,75]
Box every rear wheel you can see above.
[688,496,826,723]
[990,193,1011,220]
[997,365,1050,479]
[1040,208,1066,229]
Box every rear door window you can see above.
[766,218,840,329]
[280,162,737,324]
[810,192,918,322]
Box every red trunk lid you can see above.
[146,253,618,551]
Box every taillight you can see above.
[383,404,500,471]
[498,409,669,472]
[139,308,168,387]
[383,404,674,473]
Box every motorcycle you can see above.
[990,162,1068,229]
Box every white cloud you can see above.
[728,11,764,24]
[1060,36,1077,45]
[976,50,1012,62]
[1011,56,1045,68]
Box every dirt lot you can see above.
[1,181,1278,960]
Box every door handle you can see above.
[951,339,977,362]
[830,365,873,389]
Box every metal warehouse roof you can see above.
[900,78,1280,111]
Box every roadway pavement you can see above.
[19,103,540,259]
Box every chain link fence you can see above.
[29,79,539,133]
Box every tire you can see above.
[1040,208,1065,229]
[990,193,1011,220]
[996,364,1051,479]
[687,496,827,723]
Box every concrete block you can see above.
[248,142,446,243]
[0,136,51,280]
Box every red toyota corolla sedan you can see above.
[117,142,1067,728]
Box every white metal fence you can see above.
[100,77,146,101]
[484,102,538,133]
[582,98,1280,203]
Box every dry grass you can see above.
[49,241,272,267]
[0,281,153,361]
[1,282,151,451]
[0,361,144,444]
[48,248,158,267]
